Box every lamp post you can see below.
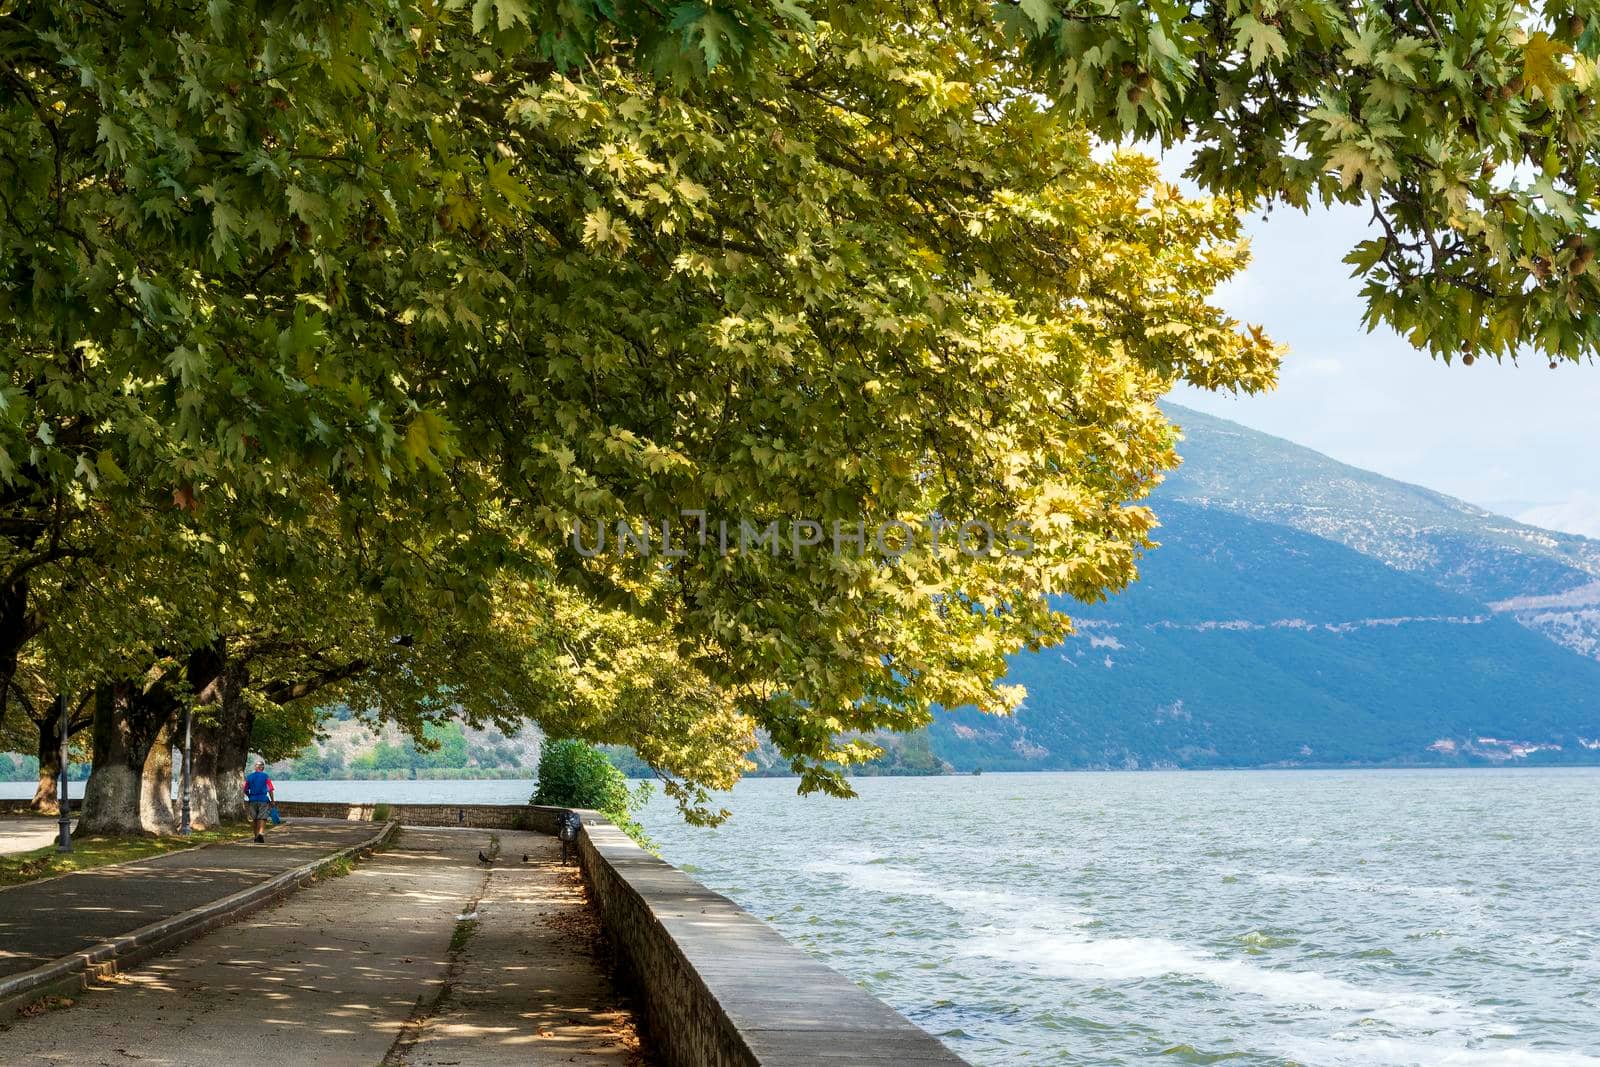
[179,703,193,835]
[55,693,71,853]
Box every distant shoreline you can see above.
[4,761,1598,790]
[737,761,1600,779]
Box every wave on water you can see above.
[965,926,1489,1027]
[803,858,1095,930]
[1279,1036,1600,1067]
[809,854,1586,1065]
[648,772,1600,1066]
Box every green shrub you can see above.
[532,739,653,848]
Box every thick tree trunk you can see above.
[139,720,177,834]
[80,687,145,835]
[30,708,62,814]
[189,719,222,829]
[2,573,42,808]
[215,662,253,824]
[31,764,59,814]
[80,682,177,836]
[185,642,226,828]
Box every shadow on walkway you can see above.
[0,819,379,978]
[0,827,649,1066]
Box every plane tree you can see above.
[6,0,1589,814]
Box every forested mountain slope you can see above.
[921,412,1600,772]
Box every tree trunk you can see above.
[189,718,222,829]
[30,710,61,814]
[185,642,225,828]
[80,682,177,836]
[79,687,144,835]
[0,574,30,713]
[31,763,59,814]
[1,573,43,808]
[139,720,177,834]
[215,662,253,824]
[27,693,91,815]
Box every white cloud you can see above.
[1170,198,1600,514]
[1518,493,1600,540]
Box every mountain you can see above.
[923,406,1600,772]
[1159,404,1600,657]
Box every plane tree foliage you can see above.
[1,0,1580,826]
[499,0,1600,363]
[1005,0,1600,362]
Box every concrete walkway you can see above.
[0,827,646,1065]
[0,819,70,857]
[393,830,644,1065]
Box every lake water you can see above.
[640,770,1600,1067]
[8,769,1596,1065]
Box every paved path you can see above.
[0,819,378,979]
[394,830,643,1065]
[0,819,70,856]
[0,827,646,1066]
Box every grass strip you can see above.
[0,825,253,888]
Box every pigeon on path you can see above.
[478,850,490,865]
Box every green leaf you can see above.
[95,451,128,485]
[1344,237,1389,274]
[1019,0,1055,32]
[286,185,325,222]
[470,0,527,33]
[1234,14,1288,68]
[96,117,132,163]
[669,3,743,69]
[495,0,529,30]
[277,307,327,361]
[402,409,455,473]
[772,0,814,31]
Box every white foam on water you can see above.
[800,854,1599,1065]
[964,925,1600,1066]
[803,858,1095,929]
[967,927,1486,1028]
[1280,1034,1600,1067]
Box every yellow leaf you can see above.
[1524,32,1571,99]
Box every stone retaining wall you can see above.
[274,800,547,829]
[575,814,968,1066]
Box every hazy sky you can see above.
[1168,198,1600,538]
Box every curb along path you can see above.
[0,817,394,1015]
